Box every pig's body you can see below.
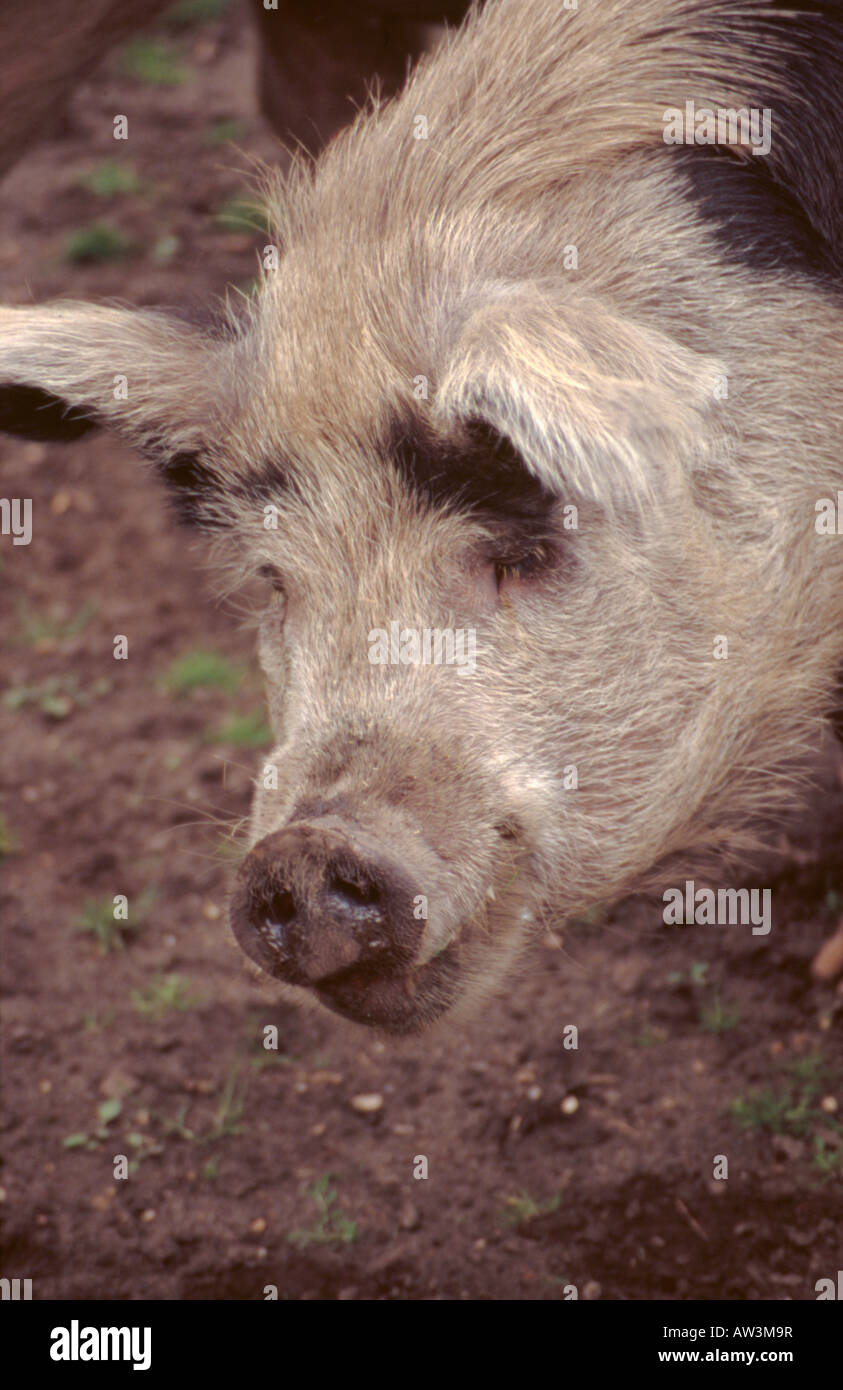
[2,0,843,1030]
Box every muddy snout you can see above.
[230,819,425,989]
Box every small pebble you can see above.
[811,924,843,981]
[351,1092,383,1113]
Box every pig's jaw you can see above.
[311,944,463,1033]
[292,917,530,1034]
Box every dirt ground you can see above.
[1,1,842,1302]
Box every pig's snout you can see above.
[230,820,425,993]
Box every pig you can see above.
[1,0,842,1033]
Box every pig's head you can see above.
[0,232,833,1032]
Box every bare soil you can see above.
[1,1,841,1301]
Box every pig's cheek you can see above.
[259,586,296,646]
[485,752,560,843]
[257,623,292,732]
[266,690,287,739]
[248,781,277,846]
[249,740,297,842]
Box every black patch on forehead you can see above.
[232,457,292,507]
[157,451,226,527]
[158,451,292,528]
[389,414,558,532]
[669,0,843,284]
[0,384,98,441]
[674,146,842,284]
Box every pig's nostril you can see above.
[322,871,385,929]
[266,888,296,925]
[262,919,286,953]
[328,872,379,906]
[259,889,297,953]
[232,823,426,988]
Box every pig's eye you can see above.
[257,563,285,595]
[494,544,550,588]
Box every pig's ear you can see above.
[434,288,726,514]
[0,302,235,520]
